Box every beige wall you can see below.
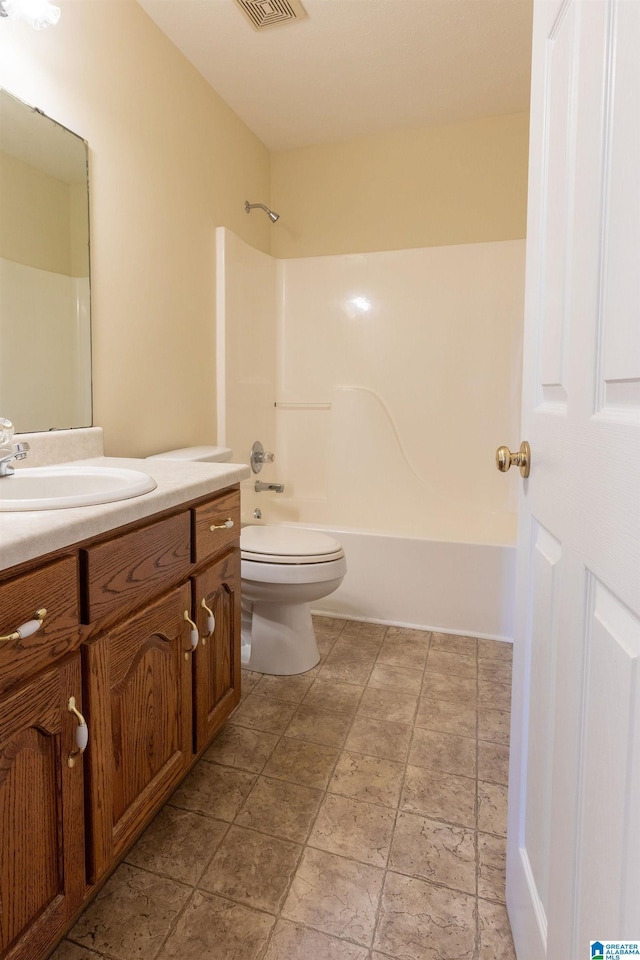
[0,0,270,456]
[0,3,528,454]
[271,113,529,258]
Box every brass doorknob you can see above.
[496,441,531,478]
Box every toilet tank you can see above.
[146,445,233,463]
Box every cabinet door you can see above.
[0,656,86,960]
[193,547,241,753]
[84,582,193,882]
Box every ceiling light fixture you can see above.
[0,0,60,29]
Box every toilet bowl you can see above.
[241,525,346,675]
[145,446,346,675]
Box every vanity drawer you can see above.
[192,488,241,563]
[0,556,80,693]
[82,512,191,625]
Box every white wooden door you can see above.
[507,1,640,958]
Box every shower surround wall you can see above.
[216,230,278,473]
[0,259,91,430]
[218,228,524,640]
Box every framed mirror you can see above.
[0,89,91,433]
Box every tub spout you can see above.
[255,480,285,493]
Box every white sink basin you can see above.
[0,465,157,511]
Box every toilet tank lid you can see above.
[146,445,233,463]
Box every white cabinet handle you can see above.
[1,607,46,642]
[184,611,199,649]
[209,518,234,531]
[200,598,215,637]
[67,696,88,768]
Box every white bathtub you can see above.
[242,495,517,642]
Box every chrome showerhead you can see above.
[244,200,280,223]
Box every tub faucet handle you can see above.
[250,441,275,474]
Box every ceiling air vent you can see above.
[232,0,307,31]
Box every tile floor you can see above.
[51,618,516,960]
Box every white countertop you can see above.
[0,456,250,573]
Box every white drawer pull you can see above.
[200,598,215,637]
[184,611,199,649]
[67,696,88,767]
[210,518,234,531]
[1,607,47,643]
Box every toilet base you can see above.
[241,598,320,675]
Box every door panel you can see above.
[509,1,640,957]
[574,577,640,941]
[537,0,579,408]
[523,522,561,920]
[597,1,640,414]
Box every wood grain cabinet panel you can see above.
[192,547,241,753]
[0,557,79,696]
[84,582,193,882]
[0,655,86,960]
[82,513,191,627]
[192,488,240,564]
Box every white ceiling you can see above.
[137,0,533,152]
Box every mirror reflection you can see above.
[0,89,91,432]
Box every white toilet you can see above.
[241,525,346,675]
[146,446,347,676]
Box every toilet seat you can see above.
[241,525,345,565]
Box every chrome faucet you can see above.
[255,480,285,494]
[0,442,29,477]
[0,418,29,476]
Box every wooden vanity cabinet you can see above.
[0,483,242,957]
